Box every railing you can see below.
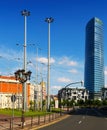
[0,111,67,130]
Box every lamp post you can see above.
[14,69,31,128]
[21,9,30,111]
[65,81,84,101]
[45,17,54,111]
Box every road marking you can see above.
[78,121,82,124]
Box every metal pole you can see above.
[24,15,27,71]
[12,95,14,130]
[23,14,27,111]
[40,78,43,111]
[45,17,54,111]
[35,47,38,111]
[47,22,50,111]
[21,10,30,111]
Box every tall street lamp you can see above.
[21,9,30,111]
[14,69,31,128]
[45,17,54,111]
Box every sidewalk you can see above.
[0,111,70,130]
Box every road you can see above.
[38,107,107,130]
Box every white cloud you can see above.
[37,57,47,64]
[0,47,23,62]
[104,68,107,75]
[58,56,78,66]
[50,58,55,64]
[37,57,55,64]
[68,61,78,66]
[69,69,78,74]
[52,85,62,90]
[57,77,71,83]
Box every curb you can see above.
[25,114,70,130]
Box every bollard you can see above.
[21,116,25,129]
[49,114,51,122]
[38,115,40,125]
[10,118,12,130]
[44,115,46,124]
[31,116,33,127]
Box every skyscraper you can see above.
[84,17,104,99]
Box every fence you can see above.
[0,111,66,130]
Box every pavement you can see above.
[0,110,71,130]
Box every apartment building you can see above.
[58,87,89,103]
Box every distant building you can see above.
[58,87,89,103]
[84,17,104,99]
[0,76,46,109]
[0,75,30,109]
[101,87,107,100]
[50,95,58,108]
[30,81,46,110]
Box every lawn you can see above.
[0,109,50,117]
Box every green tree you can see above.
[102,100,107,106]
[84,99,93,107]
[29,100,34,110]
[50,100,55,107]
[42,100,46,110]
[77,99,84,106]
[69,99,75,107]
[93,99,102,107]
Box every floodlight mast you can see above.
[45,17,54,111]
[21,9,30,111]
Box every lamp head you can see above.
[21,9,30,16]
[45,17,54,23]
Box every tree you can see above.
[77,99,84,106]
[93,99,102,107]
[42,100,46,110]
[50,100,55,107]
[102,100,107,106]
[69,99,75,107]
[29,100,34,111]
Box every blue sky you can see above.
[0,0,107,94]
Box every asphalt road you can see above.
[38,108,107,130]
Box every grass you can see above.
[51,108,61,112]
[0,109,51,117]
[0,107,62,117]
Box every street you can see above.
[39,107,107,130]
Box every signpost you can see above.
[11,94,16,130]
[11,95,16,102]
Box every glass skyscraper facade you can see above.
[84,17,104,99]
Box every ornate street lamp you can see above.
[14,69,31,128]
[14,69,31,83]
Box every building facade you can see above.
[0,75,30,109]
[0,76,46,110]
[101,87,107,100]
[58,87,89,103]
[30,81,46,110]
[84,17,104,99]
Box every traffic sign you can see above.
[11,95,16,102]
